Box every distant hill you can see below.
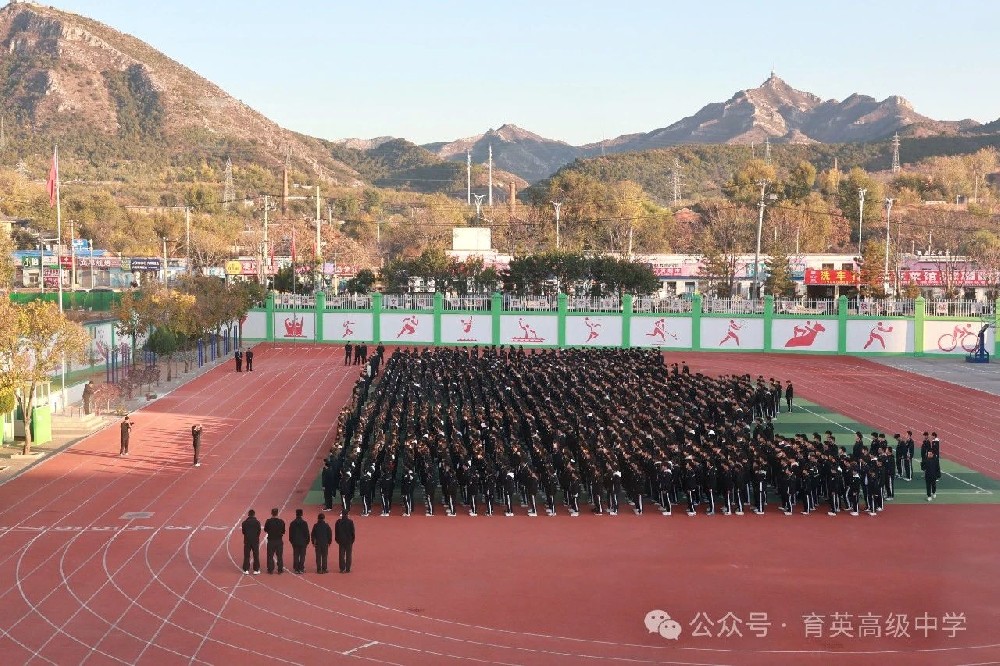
[423,124,582,184]
[0,1,360,189]
[420,76,988,183]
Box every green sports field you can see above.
[775,398,1000,505]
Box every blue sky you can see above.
[32,0,1000,145]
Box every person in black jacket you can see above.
[234,349,243,372]
[784,382,794,412]
[191,423,202,467]
[335,509,356,573]
[321,462,335,511]
[241,509,261,575]
[288,509,310,574]
[924,450,941,501]
[344,342,353,366]
[245,348,254,371]
[263,508,286,574]
[311,513,333,573]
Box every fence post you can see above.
[491,293,502,346]
[371,292,383,344]
[763,295,774,352]
[837,295,848,354]
[265,293,275,342]
[433,293,443,346]
[622,294,633,349]
[315,291,326,342]
[557,292,568,348]
[994,298,1000,358]
[691,294,702,351]
[914,296,925,357]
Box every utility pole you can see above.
[70,220,76,291]
[891,133,901,174]
[764,137,771,166]
[315,185,322,293]
[487,144,493,207]
[185,206,191,274]
[473,194,485,220]
[672,158,681,205]
[162,236,169,285]
[261,194,270,285]
[223,157,234,210]
[883,198,894,295]
[754,180,769,300]
[857,188,866,255]
[551,201,562,250]
[466,149,471,206]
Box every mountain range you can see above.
[417,74,982,182]
[0,0,995,195]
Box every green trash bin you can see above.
[28,405,53,446]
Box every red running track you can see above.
[0,344,997,666]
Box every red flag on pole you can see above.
[46,146,58,207]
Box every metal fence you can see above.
[774,299,837,316]
[927,300,995,318]
[9,290,121,311]
[632,296,694,313]
[324,294,373,310]
[566,295,623,313]
[382,293,435,310]
[503,294,558,311]
[274,293,315,310]
[848,299,916,316]
[702,298,766,315]
[443,295,492,311]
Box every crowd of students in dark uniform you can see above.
[321,345,943,519]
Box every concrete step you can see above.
[50,413,107,433]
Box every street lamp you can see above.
[857,188,866,256]
[883,198,894,296]
[754,181,778,299]
[551,201,562,250]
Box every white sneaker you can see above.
[926,496,932,502]
[850,511,859,516]
[243,570,249,575]
[194,463,200,467]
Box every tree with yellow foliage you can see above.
[0,300,88,454]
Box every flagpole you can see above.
[55,145,67,413]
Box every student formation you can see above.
[320,345,944,520]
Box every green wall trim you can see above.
[241,291,996,359]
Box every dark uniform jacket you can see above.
[335,517,356,545]
[263,516,286,542]
[241,516,261,544]
[311,520,333,547]
[288,517,310,546]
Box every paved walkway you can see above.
[869,356,1000,397]
[0,354,235,484]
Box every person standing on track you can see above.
[311,512,333,573]
[288,509,310,574]
[245,348,254,372]
[119,415,133,456]
[263,508,286,574]
[344,342,353,366]
[241,509,261,575]
[191,423,202,467]
[924,450,941,501]
[784,382,794,413]
[335,509,355,573]
[234,348,243,372]
[903,430,915,481]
